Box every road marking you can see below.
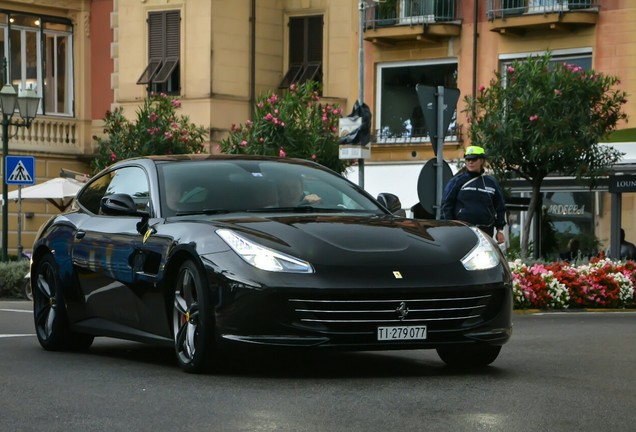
[0,334,36,338]
[0,308,32,313]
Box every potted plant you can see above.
[375,0,398,26]
[502,0,525,17]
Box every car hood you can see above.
[211,214,478,268]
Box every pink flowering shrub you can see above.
[92,93,207,173]
[511,258,636,309]
[219,81,350,174]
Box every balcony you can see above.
[363,0,462,45]
[487,0,599,35]
[4,116,92,156]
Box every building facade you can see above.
[1,0,635,258]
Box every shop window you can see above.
[279,16,322,89]
[543,191,596,257]
[137,10,180,95]
[375,60,458,143]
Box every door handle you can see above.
[75,230,86,239]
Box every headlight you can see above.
[461,227,500,271]
[217,229,314,273]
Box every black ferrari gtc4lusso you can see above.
[31,155,512,373]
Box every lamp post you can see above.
[1,68,40,261]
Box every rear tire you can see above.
[172,259,216,373]
[32,254,94,351]
[436,344,502,368]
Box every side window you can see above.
[105,167,151,211]
[76,167,150,215]
[76,173,111,214]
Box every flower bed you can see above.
[510,258,636,310]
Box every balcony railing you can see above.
[373,124,462,145]
[3,116,92,156]
[365,0,459,29]
[487,0,598,20]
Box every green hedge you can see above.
[0,260,30,299]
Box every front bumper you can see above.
[212,276,513,351]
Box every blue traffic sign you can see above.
[5,155,35,185]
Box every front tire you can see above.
[172,259,216,373]
[33,254,94,351]
[22,274,33,301]
[436,344,502,368]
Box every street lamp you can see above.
[1,81,40,262]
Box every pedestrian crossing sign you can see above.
[5,155,35,185]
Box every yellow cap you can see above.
[464,146,486,159]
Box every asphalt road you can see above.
[1,300,635,432]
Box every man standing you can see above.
[441,146,506,244]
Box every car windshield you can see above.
[157,159,385,217]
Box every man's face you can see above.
[278,178,303,206]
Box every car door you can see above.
[72,166,152,329]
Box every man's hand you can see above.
[302,193,321,204]
[495,230,505,244]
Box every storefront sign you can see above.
[609,174,636,193]
[547,204,585,215]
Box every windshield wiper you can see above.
[246,206,344,213]
[175,209,232,216]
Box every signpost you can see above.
[415,85,460,218]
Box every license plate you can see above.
[377,325,427,341]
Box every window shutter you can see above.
[137,12,164,84]
[164,11,180,58]
[148,12,164,59]
[306,16,322,63]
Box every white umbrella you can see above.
[4,177,85,211]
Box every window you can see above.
[137,10,180,95]
[279,16,323,89]
[0,12,74,116]
[500,49,592,85]
[375,60,458,143]
[78,167,151,215]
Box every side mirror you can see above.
[377,192,405,216]
[100,193,147,217]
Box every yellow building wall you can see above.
[113,0,359,150]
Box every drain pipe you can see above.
[250,0,256,120]
[472,0,478,110]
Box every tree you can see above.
[219,81,350,174]
[464,53,628,257]
[92,93,208,174]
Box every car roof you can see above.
[133,154,310,163]
[111,154,325,170]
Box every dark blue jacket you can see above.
[440,170,506,230]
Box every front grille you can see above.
[288,290,502,334]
